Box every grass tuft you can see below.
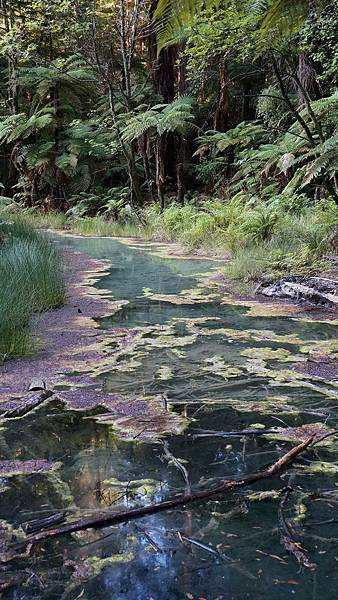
[0,219,65,360]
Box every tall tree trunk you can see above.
[214,60,229,132]
[138,133,156,201]
[156,137,166,211]
[296,52,321,106]
[149,0,177,204]
[176,46,188,204]
[271,53,316,147]
[2,0,18,114]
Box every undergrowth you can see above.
[144,196,337,281]
[2,193,337,286]
[0,218,65,360]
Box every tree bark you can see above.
[149,0,177,201]
[214,60,229,132]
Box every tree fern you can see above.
[154,0,330,51]
[121,96,195,142]
[154,0,205,51]
[0,109,54,145]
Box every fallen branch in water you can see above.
[16,436,315,548]
[162,441,191,494]
[2,390,54,419]
[278,483,315,569]
[192,428,279,439]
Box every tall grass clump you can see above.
[0,219,65,360]
[69,216,142,238]
[0,208,69,230]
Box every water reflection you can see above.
[1,236,337,599]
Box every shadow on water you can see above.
[1,235,337,599]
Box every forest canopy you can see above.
[0,0,337,217]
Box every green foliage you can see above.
[240,205,279,243]
[256,86,293,132]
[154,0,210,51]
[185,3,254,83]
[144,196,336,279]
[70,217,141,238]
[121,97,195,142]
[0,0,336,283]
[10,209,69,230]
[301,3,338,89]
[67,187,130,219]
[0,219,65,359]
[195,92,338,201]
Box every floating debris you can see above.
[156,366,174,380]
[265,423,338,446]
[90,394,188,442]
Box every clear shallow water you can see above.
[1,236,338,599]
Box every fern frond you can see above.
[154,0,220,52]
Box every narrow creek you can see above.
[1,235,338,599]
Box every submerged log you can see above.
[28,379,46,392]
[2,389,54,418]
[23,512,66,534]
[18,436,314,548]
[256,276,338,306]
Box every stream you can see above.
[1,235,338,599]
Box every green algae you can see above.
[240,347,293,361]
[220,297,304,317]
[244,358,269,375]
[103,477,158,497]
[300,339,338,359]
[299,461,338,475]
[192,326,250,339]
[68,552,135,581]
[182,322,305,346]
[143,334,198,349]
[205,395,296,415]
[202,356,242,379]
[247,490,283,502]
[170,348,187,359]
[142,286,219,305]
[248,329,303,345]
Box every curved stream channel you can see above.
[1,235,338,599]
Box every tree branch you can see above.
[17,436,315,548]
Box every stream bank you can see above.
[1,234,338,599]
